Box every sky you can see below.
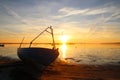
[0,0,120,43]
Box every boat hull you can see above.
[17,48,59,67]
[0,44,4,47]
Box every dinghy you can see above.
[0,43,4,47]
[17,26,59,69]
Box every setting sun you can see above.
[60,35,68,43]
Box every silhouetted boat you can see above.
[0,43,4,47]
[17,26,59,70]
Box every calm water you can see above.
[0,44,120,65]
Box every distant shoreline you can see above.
[1,42,120,45]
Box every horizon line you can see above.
[1,42,120,44]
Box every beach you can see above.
[0,56,120,80]
[42,62,120,80]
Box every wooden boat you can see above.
[0,43,4,47]
[18,48,59,66]
[17,26,59,70]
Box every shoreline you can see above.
[0,56,120,80]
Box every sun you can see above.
[60,35,68,43]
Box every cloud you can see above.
[59,7,108,16]
[2,4,31,25]
[85,8,108,15]
[52,3,120,39]
[53,3,120,20]
[0,0,120,43]
[59,7,89,16]
[52,8,120,38]
[104,11,120,23]
[53,7,89,18]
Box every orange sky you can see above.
[0,0,120,43]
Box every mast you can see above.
[29,27,49,48]
[50,26,56,49]
[19,37,25,48]
[29,26,56,49]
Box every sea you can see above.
[0,43,120,65]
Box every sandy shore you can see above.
[0,56,120,80]
[42,62,120,80]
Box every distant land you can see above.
[1,42,120,45]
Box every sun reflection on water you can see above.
[59,34,68,59]
[61,43,67,59]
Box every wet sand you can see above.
[42,62,120,80]
[0,56,120,80]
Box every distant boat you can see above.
[0,43,4,47]
[17,26,59,70]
